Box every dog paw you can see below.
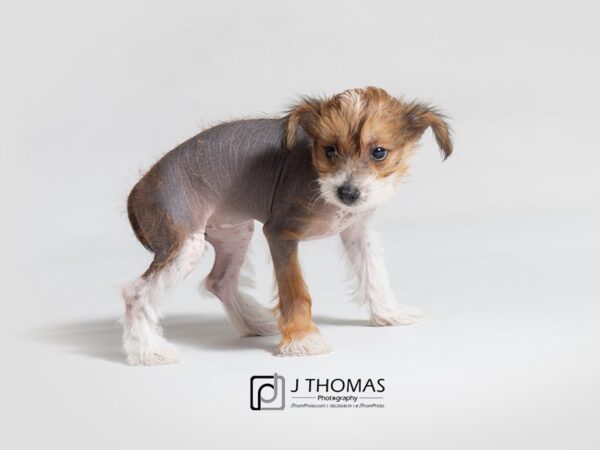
[126,338,181,366]
[370,305,423,326]
[278,332,331,357]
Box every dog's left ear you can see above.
[282,96,322,150]
[403,102,453,160]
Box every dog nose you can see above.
[337,184,360,205]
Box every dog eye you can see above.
[325,146,338,159]
[371,147,388,161]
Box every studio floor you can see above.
[5,210,599,449]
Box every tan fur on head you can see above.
[283,87,453,179]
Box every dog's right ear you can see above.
[282,96,322,150]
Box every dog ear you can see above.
[282,96,322,150]
[403,102,453,160]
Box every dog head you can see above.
[283,87,452,210]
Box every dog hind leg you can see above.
[204,221,278,336]
[122,232,205,365]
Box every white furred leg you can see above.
[204,222,278,336]
[122,233,205,365]
[340,217,423,326]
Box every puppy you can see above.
[122,86,452,365]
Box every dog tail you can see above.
[127,186,153,253]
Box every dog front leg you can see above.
[340,218,423,326]
[264,226,330,356]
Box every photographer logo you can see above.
[249,374,386,410]
[250,373,286,410]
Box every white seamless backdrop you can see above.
[1,1,599,450]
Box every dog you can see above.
[122,86,452,365]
